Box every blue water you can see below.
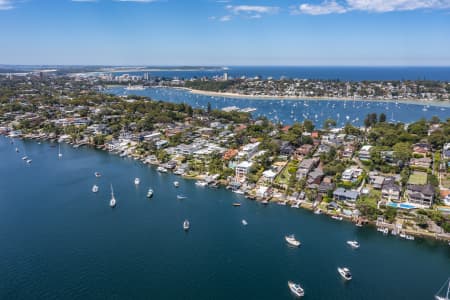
[112,66,450,81]
[0,137,449,299]
[106,87,450,127]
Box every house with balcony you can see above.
[235,161,253,183]
[405,184,435,208]
[359,145,373,161]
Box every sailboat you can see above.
[109,184,116,208]
[435,278,450,300]
[58,144,63,158]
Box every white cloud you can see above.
[0,0,14,10]
[347,0,450,12]
[219,15,232,21]
[293,1,347,15]
[293,0,450,15]
[226,5,280,15]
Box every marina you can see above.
[0,137,448,299]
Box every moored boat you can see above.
[95,172,101,178]
[173,181,179,187]
[346,240,360,249]
[134,177,140,185]
[232,202,241,207]
[176,195,187,200]
[242,219,248,226]
[337,267,352,280]
[183,219,190,231]
[147,188,153,198]
[285,234,301,247]
[288,281,305,297]
[92,184,99,193]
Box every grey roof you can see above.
[333,188,359,200]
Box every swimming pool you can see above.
[387,202,417,209]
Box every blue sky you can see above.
[1,0,450,66]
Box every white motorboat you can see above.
[134,177,140,185]
[405,235,415,240]
[109,184,116,208]
[92,185,99,193]
[233,189,244,195]
[147,188,153,198]
[242,219,248,226]
[183,220,190,231]
[15,147,19,152]
[173,181,180,187]
[26,159,32,164]
[285,234,301,247]
[195,181,208,187]
[177,195,187,200]
[22,155,28,160]
[346,240,360,249]
[157,166,168,173]
[435,277,450,300]
[314,209,322,215]
[288,281,305,297]
[95,172,101,178]
[332,215,343,221]
[338,267,352,280]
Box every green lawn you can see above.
[408,171,427,185]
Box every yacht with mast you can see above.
[435,278,450,300]
[109,184,116,208]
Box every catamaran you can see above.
[285,234,301,247]
[288,281,305,297]
[109,184,116,208]
[435,278,450,300]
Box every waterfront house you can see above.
[295,144,314,157]
[235,161,253,183]
[341,167,363,182]
[381,182,401,201]
[238,142,260,160]
[410,157,432,169]
[296,158,318,179]
[371,176,385,189]
[412,143,431,157]
[307,168,324,186]
[359,145,373,161]
[443,143,450,160]
[405,184,435,208]
[333,188,359,202]
[262,169,277,184]
[318,181,335,195]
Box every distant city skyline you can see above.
[1,0,450,66]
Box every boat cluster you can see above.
[285,233,360,297]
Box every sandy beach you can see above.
[172,87,450,107]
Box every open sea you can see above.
[0,137,449,299]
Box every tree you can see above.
[393,142,412,163]
[303,119,315,132]
[207,102,211,114]
[379,113,386,123]
[323,118,336,129]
